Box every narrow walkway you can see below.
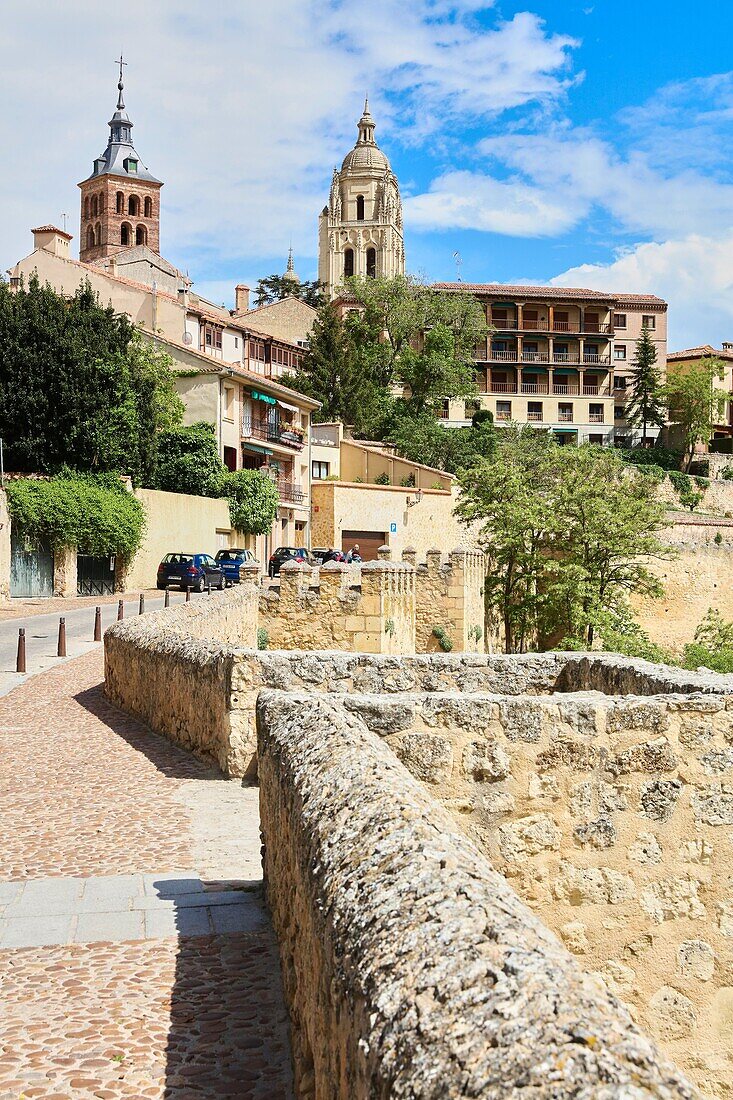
[0,651,293,1099]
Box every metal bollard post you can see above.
[16,628,26,674]
[117,599,124,621]
[206,580,211,595]
[57,617,66,658]
[164,586,170,608]
[185,586,191,602]
[94,606,102,642]
[139,592,145,615]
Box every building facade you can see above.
[78,64,162,263]
[318,99,404,297]
[665,344,733,446]
[433,283,668,446]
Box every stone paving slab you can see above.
[0,873,269,948]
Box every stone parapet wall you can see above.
[403,545,486,653]
[257,690,698,1099]
[325,688,733,1092]
[104,577,259,776]
[259,559,416,655]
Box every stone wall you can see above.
[0,492,10,600]
[403,546,486,653]
[257,690,698,1098]
[633,518,733,652]
[104,574,259,776]
[259,558,416,655]
[318,688,732,1093]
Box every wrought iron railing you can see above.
[242,416,305,451]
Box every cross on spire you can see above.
[115,53,127,109]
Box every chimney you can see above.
[235,284,250,313]
[723,342,733,352]
[32,225,72,258]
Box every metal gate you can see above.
[10,532,54,597]
[77,554,116,596]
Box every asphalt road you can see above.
[0,589,210,696]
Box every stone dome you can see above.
[341,142,391,173]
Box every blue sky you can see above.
[2,0,733,348]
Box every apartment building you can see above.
[433,284,668,446]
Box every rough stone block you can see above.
[395,732,453,783]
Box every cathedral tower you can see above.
[79,59,163,264]
[318,99,404,297]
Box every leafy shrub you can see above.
[432,625,454,652]
[6,472,145,559]
[256,627,269,651]
[621,446,682,471]
[153,422,226,497]
[635,463,665,483]
[400,474,416,488]
[374,472,391,485]
[694,476,710,490]
[721,466,733,481]
[668,470,703,511]
[224,470,279,535]
[682,609,733,672]
[715,531,724,545]
[384,618,396,637]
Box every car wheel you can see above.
[156,582,166,590]
[195,575,205,593]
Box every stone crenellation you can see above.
[258,547,486,655]
[257,689,700,1099]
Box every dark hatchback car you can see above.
[267,546,311,578]
[157,553,224,592]
[215,548,258,584]
[311,547,346,565]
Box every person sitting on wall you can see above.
[346,544,362,563]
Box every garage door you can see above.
[341,530,386,562]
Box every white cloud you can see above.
[551,233,733,350]
[405,169,580,235]
[0,0,579,285]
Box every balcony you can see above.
[558,411,574,423]
[277,480,307,505]
[521,382,549,395]
[242,415,305,451]
[527,410,543,422]
[588,412,605,423]
[483,379,613,397]
[491,317,613,335]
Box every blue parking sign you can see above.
[390,522,397,534]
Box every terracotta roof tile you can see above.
[433,282,667,307]
[32,225,73,240]
[667,345,733,362]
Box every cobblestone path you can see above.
[0,651,294,1099]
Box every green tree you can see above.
[548,446,671,647]
[454,426,559,653]
[683,608,733,673]
[386,408,496,474]
[455,432,672,653]
[282,300,384,432]
[345,274,487,415]
[224,470,279,534]
[153,422,227,497]
[625,324,665,445]
[254,274,324,308]
[663,356,730,470]
[0,277,182,483]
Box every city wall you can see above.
[257,689,699,1098]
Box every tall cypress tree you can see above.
[625,324,666,445]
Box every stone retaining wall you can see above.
[257,690,699,1098]
[322,689,733,1093]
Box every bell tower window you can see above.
[136,225,147,246]
[366,247,376,279]
[116,191,124,214]
[356,195,365,221]
[344,247,354,278]
[128,195,140,216]
[144,196,152,218]
[120,222,131,246]
[87,225,95,250]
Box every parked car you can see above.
[311,547,346,565]
[215,548,259,585]
[268,546,312,578]
[157,552,224,592]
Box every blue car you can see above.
[215,548,259,585]
[157,552,224,592]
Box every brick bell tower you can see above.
[78,57,163,264]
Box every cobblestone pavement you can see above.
[0,651,294,1098]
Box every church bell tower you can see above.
[79,58,163,264]
[318,99,404,297]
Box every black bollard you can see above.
[164,586,170,608]
[57,617,66,658]
[117,599,124,621]
[94,606,102,642]
[16,628,26,674]
[206,580,211,595]
[185,586,191,602]
[139,592,145,615]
